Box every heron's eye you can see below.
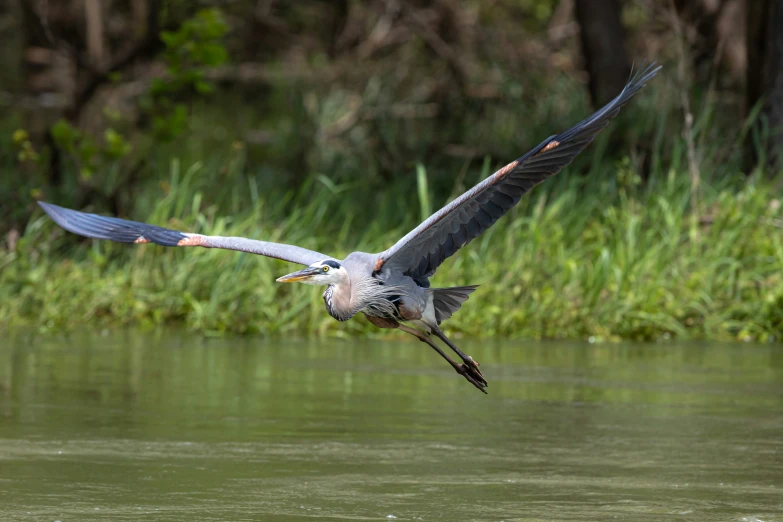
[323,266,329,272]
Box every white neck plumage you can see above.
[323,284,353,321]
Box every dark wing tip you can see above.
[551,61,660,147]
[604,61,661,112]
[620,61,662,100]
[38,201,187,246]
[38,201,80,234]
[38,200,128,242]
[38,200,59,215]
[630,61,662,85]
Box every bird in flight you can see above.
[39,64,660,393]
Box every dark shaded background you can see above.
[0,0,781,237]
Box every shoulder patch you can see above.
[538,140,560,154]
[492,160,519,182]
[177,234,207,247]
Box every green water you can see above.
[0,332,781,521]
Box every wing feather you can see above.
[378,63,661,280]
[38,202,329,266]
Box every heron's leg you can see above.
[397,324,487,393]
[430,326,486,386]
[397,325,459,370]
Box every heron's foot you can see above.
[457,358,488,393]
[464,355,484,379]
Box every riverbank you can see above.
[2,163,780,342]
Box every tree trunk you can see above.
[747,0,783,171]
[84,0,105,68]
[574,0,631,108]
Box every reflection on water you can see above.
[1,331,782,521]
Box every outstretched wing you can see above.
[38,201,330,266]
[377,63,661,281]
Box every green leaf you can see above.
[194,79,214,94]
[104,128,132,159]
[50,119,79,152]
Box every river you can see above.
[1,331,781,521]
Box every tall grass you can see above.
[3,66,781,341]
[2,155,782,342]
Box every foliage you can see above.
[4,8,230,217]
[144,8,229,140]
[3,38,779,342]
[2,152,781,342]
[12,129,38,163]
[1,3,776,342]
[48,119,133,181]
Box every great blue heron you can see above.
[38,64,659,393]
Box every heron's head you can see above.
[276,259,346,286]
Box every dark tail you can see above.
[431,285,479,324]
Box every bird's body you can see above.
[38,64,661,393]
[319,251,415,323]
[297,250,456,330]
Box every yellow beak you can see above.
[276,266,321,283]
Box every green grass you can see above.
[2,155,782,342]
[2,65,781,342]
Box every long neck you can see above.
[323,275,354,321]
